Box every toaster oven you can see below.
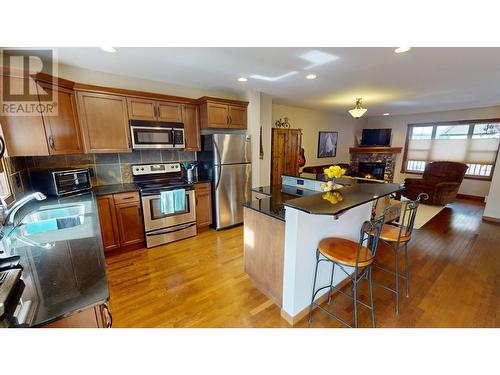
[30,168,92,196]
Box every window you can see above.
[404,120,500,179]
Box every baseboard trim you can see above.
[456,193,485,202]
[280,276,352,326]
[482,215,500,223]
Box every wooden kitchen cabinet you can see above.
[96,195,121,251]
[127,97,182,122]
[37,81,84,155]
[270,128,302,186]
[198,97,248,129]
[194,182,212,228]
[0,74,50,156]
[77,91,131,153]
[182,104,201,151]
[115,201,145,246]
[97,192,144,252]
[42,303,112,328]
[228,105,247,128]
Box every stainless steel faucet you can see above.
[0,192,47,226]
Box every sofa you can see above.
[402,161,468,205]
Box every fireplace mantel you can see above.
[349,147,402,154]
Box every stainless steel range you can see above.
[132,163,197,248]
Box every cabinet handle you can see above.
[227,115,230,125]
[48,136,55,149]
[229,116,232,125]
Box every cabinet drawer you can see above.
[194,182,211,192]
[113,191,140,204]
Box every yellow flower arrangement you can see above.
[323,165,346,179]
[320,165,346,192]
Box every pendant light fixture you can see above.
[348,98,367,119]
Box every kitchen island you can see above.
[0,192,110,328]
[243,176,403,325]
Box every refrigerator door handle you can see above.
[214,164,222,190]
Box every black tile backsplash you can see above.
[3,150,197,199]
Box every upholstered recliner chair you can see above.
[402,161,468,205]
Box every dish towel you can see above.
[160,189,186,214]
[160,191,175,215]
[173,189,186,212]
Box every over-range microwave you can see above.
[130,120,185,150]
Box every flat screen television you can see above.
[361,128,392,146]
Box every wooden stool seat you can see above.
[378,224,411,243]
[318,237,373,267]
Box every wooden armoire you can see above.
[270,128,302,186]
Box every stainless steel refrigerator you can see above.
[198,133,252,230]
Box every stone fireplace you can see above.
[349,147,402,182]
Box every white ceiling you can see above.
[56,47,500,117]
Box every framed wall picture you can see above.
[317,131,338,158]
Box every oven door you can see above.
[142,190,196,232]
[131,125,174,149]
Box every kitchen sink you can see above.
[19,204,85,236]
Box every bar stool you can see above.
[372,193,428,314]
[307,216,385,328]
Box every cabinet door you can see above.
[228,105,247,129]
[115,202,145,246]
[157,101,182,122]
[77,92,131,153]
[285,129,301,176]
[96,195,121,252]
[195,183,212,228]
[0,75,49,156]
[182,104,200,151]
[206,103,229,128]
[37,82,83,155]
[127,98,156,121]
[270,129,288,186]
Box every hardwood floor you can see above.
[105,199,499,328]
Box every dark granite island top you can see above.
[244,185,319,221]
[0,192,108,327]
[246,179,403,221]
[283,180,403,218]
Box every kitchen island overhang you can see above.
[243,179,403,325]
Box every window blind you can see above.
[406,123,500,165]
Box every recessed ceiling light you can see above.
[100,46,117,53]
[383,113,390,116]
[306,74,317,80]
[394,47,411,54]
[237,77,248,82]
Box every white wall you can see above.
[270,103,363,179]
[484,150,500,219]
[366,105,500,197]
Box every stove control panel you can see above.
[132,163,181,176]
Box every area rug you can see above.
[389,199,445,229]
[412,203,445,229]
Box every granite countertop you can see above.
[92,183,139,196]
[244,185,318,221]
[284,180,403,217]
[246,178,403,221]
[0,192,109,327]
